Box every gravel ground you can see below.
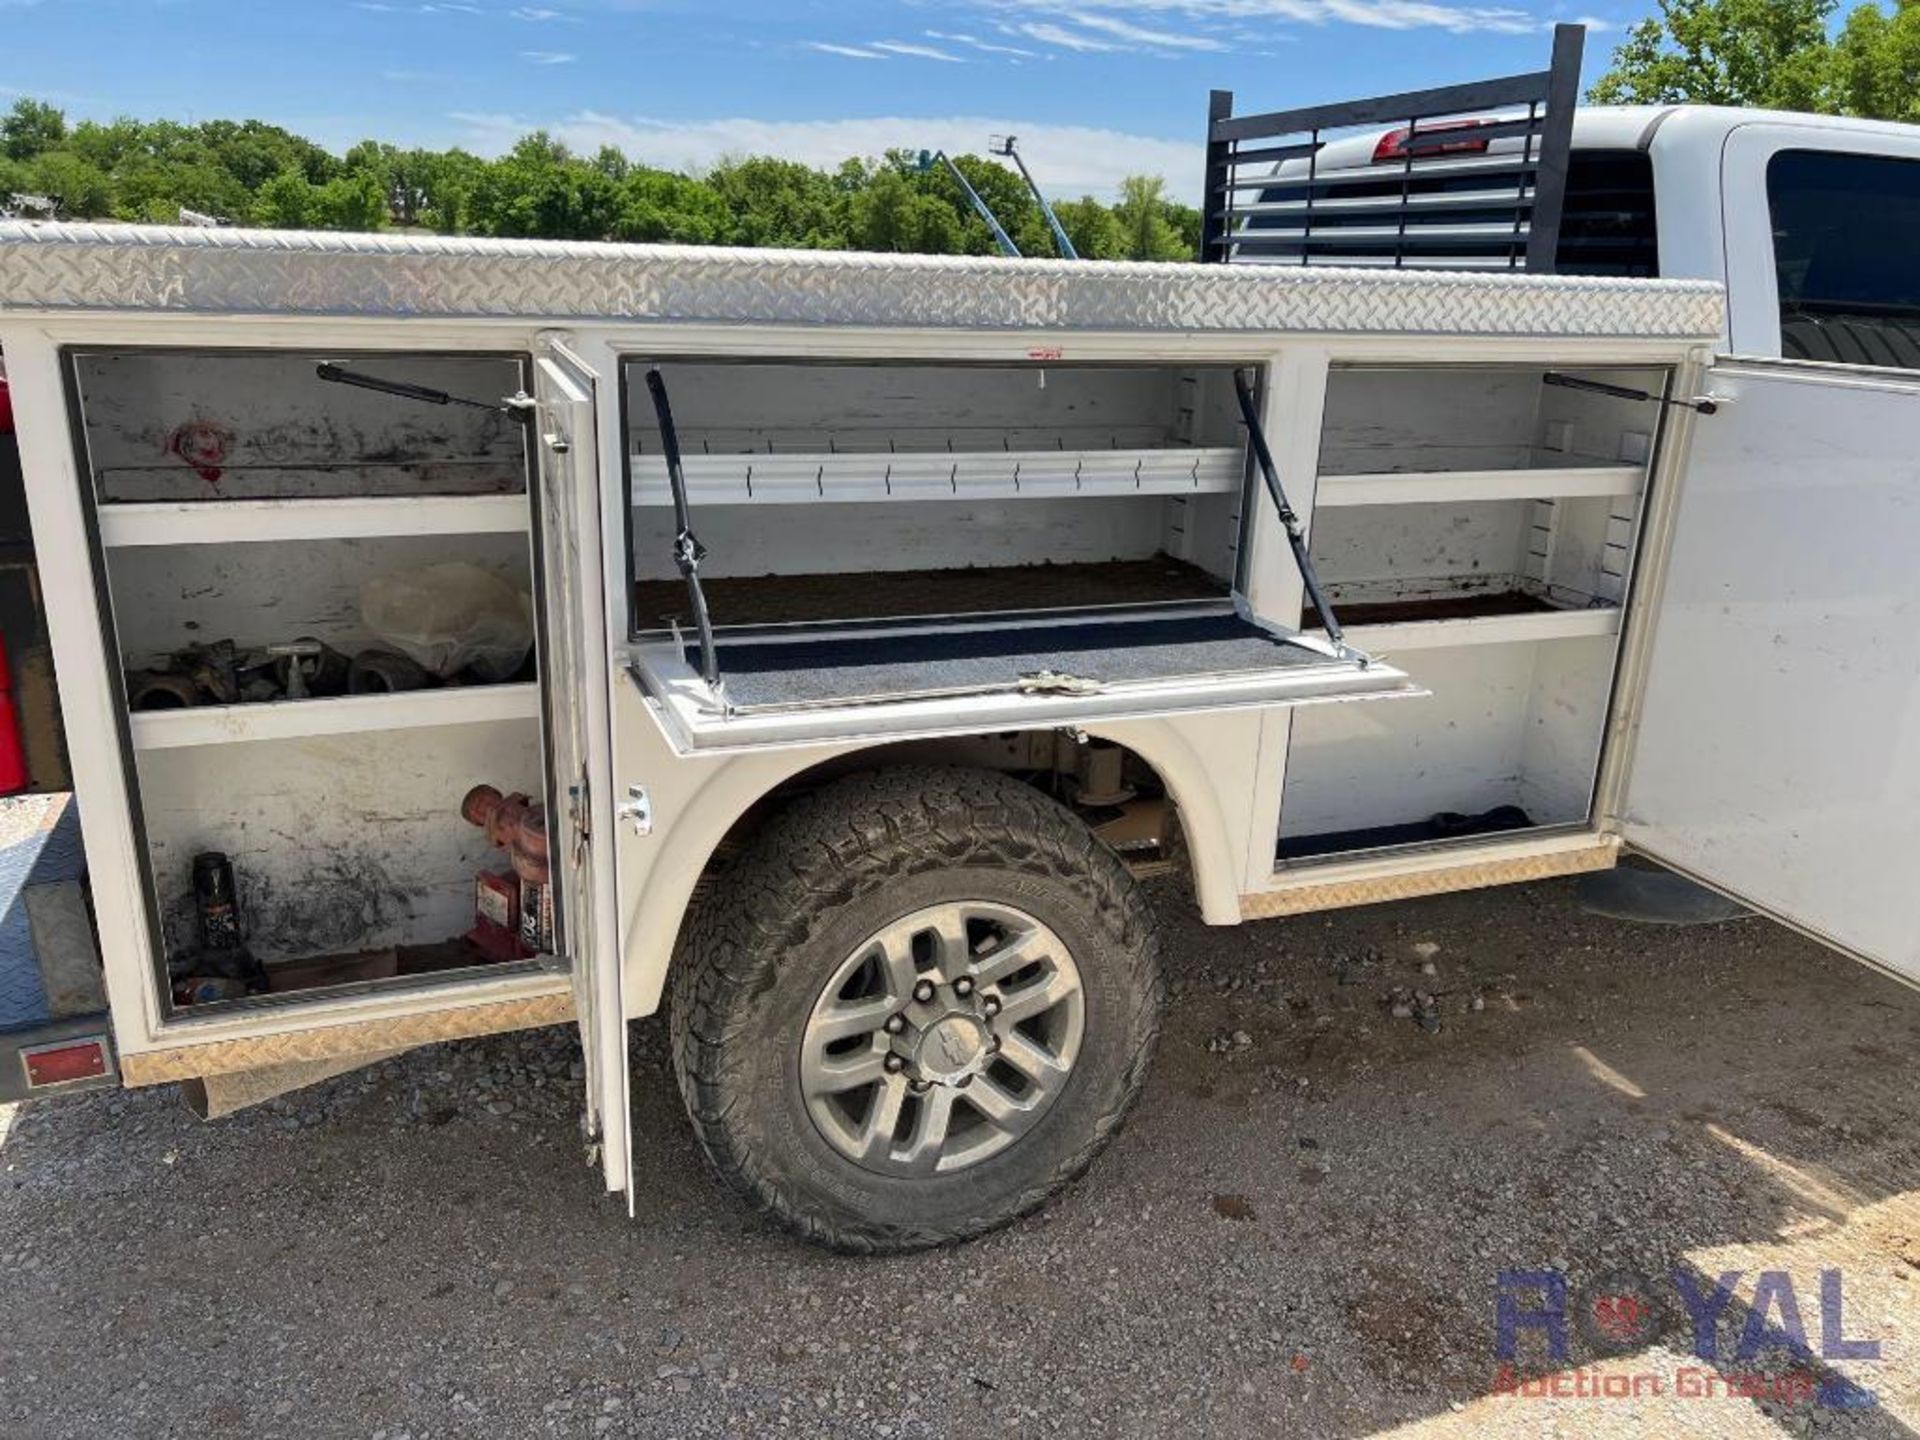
[2,874,1917,1439]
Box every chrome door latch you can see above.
[617,783,653,837]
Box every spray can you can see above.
[192,851,243,953]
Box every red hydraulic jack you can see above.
[460,784,553,961]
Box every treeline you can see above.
[0,99,1200,260]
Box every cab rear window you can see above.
[1553,150,1659,279]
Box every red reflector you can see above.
[1373,119,1494,164]
[24,1038,110,1087]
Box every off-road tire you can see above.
[669,766,1164,1253]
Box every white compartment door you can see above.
[532,345,632,1201]
[1622,357,1920,987]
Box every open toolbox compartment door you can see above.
[632,608,1416,753]
[532,342,632,1200]
[1620,358,1920,989]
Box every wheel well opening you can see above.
[696,733,1190,899]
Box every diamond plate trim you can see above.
[1241,836,1619,919]
[118,990,575,1086]
[0,223,1725,340]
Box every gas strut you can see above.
[643,368,721,690]
[1542,371,1720,415]
[315,361,532,420]
[1231,369,1357,663]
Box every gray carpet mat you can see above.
[702,613,1333,711]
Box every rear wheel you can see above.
[669,767,1163,1252]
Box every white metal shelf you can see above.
[1313,465,1642,508]
[631,446,1243,505]
[129,682,540,750]
[1340,605,1620,652]
[98,492,530,547]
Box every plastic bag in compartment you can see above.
[361,562,533,682]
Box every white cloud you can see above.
[869,39,967,61]
[450,110,1208,202]
[1071,12,1228,48]
[806,41,891,58]
[925,29,1038,57]
[511,5,573,19]
[1012,20,1124,50]
[520,49,578,63]
[994,0,1550,38]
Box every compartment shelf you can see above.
[129,682,540,750]
[1313,465,1642,508]
[630,446,1244,505]
[98,492,530,547]
[1341,604,1620,652]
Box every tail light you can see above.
[1372,119,1495,164]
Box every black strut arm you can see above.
[1543,371,1719,415]
[1232,368,1357,662]
[315,361,530,421]
[643,368,721,689]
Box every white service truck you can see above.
[0,92,1914,1253]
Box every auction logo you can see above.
[1492,1268,1880,1409]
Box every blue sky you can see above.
[1,0,1619,200]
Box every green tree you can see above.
[0,90,1196,266]
[312,169,390,231]
[592,144,631,183]
[849,167,961,253]
[1053,196,1124,260]
[1113,175,1187,261]
[707,155,848,248]
[1589,0,1836,108]
[1832,0,1920,121]
[1,99,66,162]
[254,168,317,228]
[28,151,113,217]
[412,148,485,233]
[467,133,619,239]
[614,167,731,244]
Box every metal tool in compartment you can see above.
[459,783,553,961]
[169,850,268,1005]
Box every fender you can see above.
[614,701,1268,1019]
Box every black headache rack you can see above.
[1201,23,1584,272]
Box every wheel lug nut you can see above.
[983,996,1001,1017]
[884,1053,905,1073]
[884,1013,906,1035]
[912,979,936,1003]
[954,976,975,997]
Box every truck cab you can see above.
[1247,99,1920,366]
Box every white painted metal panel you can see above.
[1281,634,1616,841]
[634,642,1417,756]
[1623,359,1920,986]
[531,347,632,1200]
[129,683,540,750]
[1313,465,1642,508]
[99,493,530,547]
[1344,605,1618,652]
